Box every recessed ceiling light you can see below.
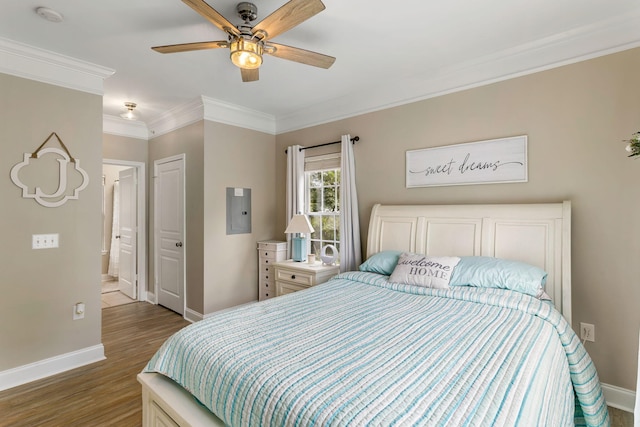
[35,7,64,23]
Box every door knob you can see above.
[176,242,183,247]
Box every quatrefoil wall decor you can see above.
[10,132,89,208]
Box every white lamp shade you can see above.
[285,214,314,234]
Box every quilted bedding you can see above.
[144,271,609,426]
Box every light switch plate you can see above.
[32,234,59,249]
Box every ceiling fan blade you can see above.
[181,0,240,37]
[251,0,325,40]
[266,43,335,69]
[241,68,259,82]
[152,41,228,54]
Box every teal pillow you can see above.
[450,256,547,297]
[359,250,403,275]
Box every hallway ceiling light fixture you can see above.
[120,102,138,120]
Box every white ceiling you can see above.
[2,0,640,134]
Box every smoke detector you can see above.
[35,7,64,23]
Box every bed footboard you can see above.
[138,372,225,427]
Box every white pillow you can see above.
[389,253,461,289]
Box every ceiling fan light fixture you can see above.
[120,102,138,120]
[230,38,263,69]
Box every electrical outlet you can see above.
[580,322,595,342]
[73,302,85,320]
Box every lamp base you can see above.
[291,236,307,262]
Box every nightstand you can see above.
[274,260,340,297]
[257,240,287,301]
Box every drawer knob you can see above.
[266,283,269,287]
[291,275,296,279]
[265,252,268,256]
[266,276,269,279]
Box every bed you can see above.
[138,202,609,426]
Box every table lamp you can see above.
[285,214,314,262]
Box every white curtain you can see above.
[286,145,305,259]
[339,134,361,272]
[107,180,120,278]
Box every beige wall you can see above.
[0,73,103,370]
[147,120,276,315]
[103,133,148,163]
[276,48,640,390]
[203,122,276,313]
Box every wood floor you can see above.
[0,302,189,427]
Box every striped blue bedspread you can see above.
[144,271,609,426]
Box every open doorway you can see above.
[102,159,147,308]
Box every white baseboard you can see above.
[602,382,635,413]
[184,307,203,323]
[138,287,147,302]
[146,291,156,304]
[144,293,201,323]
[0,344,105,392]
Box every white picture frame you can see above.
[406,135,528,188]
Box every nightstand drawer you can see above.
[275,267,314,286]
[277,281,309,295]
[273,259,339,297]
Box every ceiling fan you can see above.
[152,0,336,82]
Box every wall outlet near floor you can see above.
[580,322,595,342]
[73,302,85,320]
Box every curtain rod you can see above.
[285,136,360,154]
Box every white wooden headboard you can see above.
[366,202,572,323]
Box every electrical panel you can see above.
[226,187,251,235]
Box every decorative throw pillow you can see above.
[359,250,403,275]
[389,253,461,289]
[449,256,548,297]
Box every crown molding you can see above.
[201,96,275,135]
[0,37,114,95]
[147,98,204,138]
[147,96,276,138]
[103,115,150,140]
[276,10,640,133]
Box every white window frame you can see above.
[304,153,341,257]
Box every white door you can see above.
[118,167,137,299]
[155,156,185,315]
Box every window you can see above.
[305,166,340,258]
